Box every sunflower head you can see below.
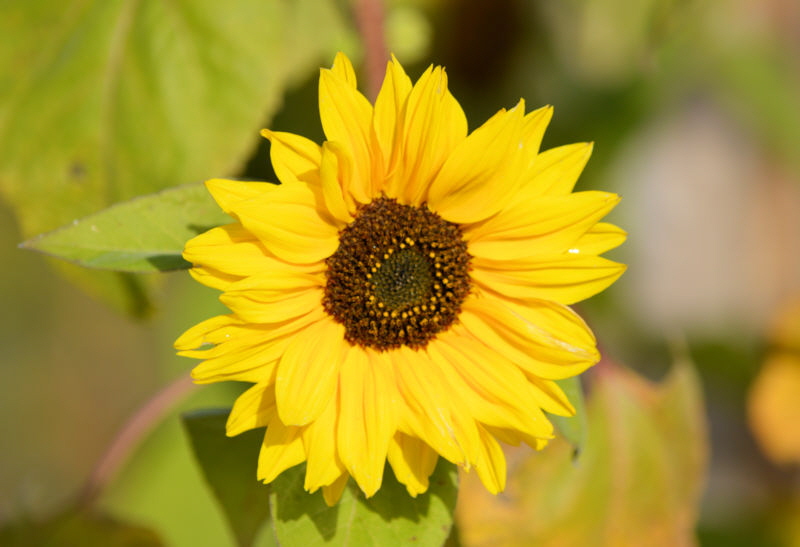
[176,52,626,505]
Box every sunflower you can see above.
[176,52,626,505]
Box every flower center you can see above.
[323,196,471,351]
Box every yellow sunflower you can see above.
[176,52,626,505]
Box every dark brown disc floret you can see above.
[323,197,471,351]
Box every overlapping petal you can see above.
[216,181,340,264]
[427,102,527,224]
[275,317,345,426]
[319,52,374,204]
[459,297,599,379]
[337,348,398,496]
[372,55,413,187]
[384,65,468,204]
[465,191,621,260]
[260,130,321,186]
[472,255,627,305]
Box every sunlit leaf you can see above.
[21,183,231,273]
[0,508,163,546]
[456,360,708,547]
[183,409,275,547]
[0,0,350,307]
[271,461,458,547]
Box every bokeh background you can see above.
[2,0,800,545]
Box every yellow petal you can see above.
[521,105,554,160]
[231,183,340,264]
[183,310,328,385]
[179,306,324,354]
[319,58,373,204]
[227,384,276,436]
[276,318,345,426]
[220,286,323,324]
[527,377,575,417]
[390,346,465,464]
[330,51,358,86]
[225,271,324,293]
[260,130,322,186]
[183,223,325,279]
[459,297,599,380]
[385,65,468,204]
[372,55,413,189]
[504,298,598,353]
[472,255,627,305]
[188,265,242,292]
[321,472,350,506]
[522,142,593,197]
[427,102,526,224]
[387,433,439,497]
[302,394,346,493]
[337,349,398,496]
[569,222,627,255]
[175,314,239,350]
[393,346,482,466]
[257,417,305,483]
[320,142,356,223]
[431,329,554,438]
[472,425,507,494]
[190,337,283,385]
[205,178,275,214]
[465,191,621,260]
[484,424,551,450]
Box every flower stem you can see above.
[78,372,196,507]
[353,0,388,100]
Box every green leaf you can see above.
[20,182,231,272]
[0,0,351,304]
[183,409,274,547]
[550,376,588,453]
[272,461,458,547]
[0,508,163,547]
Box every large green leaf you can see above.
[272,461,458,547]
[20,182,231,272]
[183,409,275,547]
[0,0,350,308]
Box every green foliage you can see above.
[0,508,163,547]
[271,461,458,547]
[183,408,459,547]
[21,183,231,273]
[183,409,275,547]
[0,0,350,309]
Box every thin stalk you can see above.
[78,372,196,507]
[353,0,388,100]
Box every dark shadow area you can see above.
[145,254,192,272]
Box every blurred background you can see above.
[2,0,799,545]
